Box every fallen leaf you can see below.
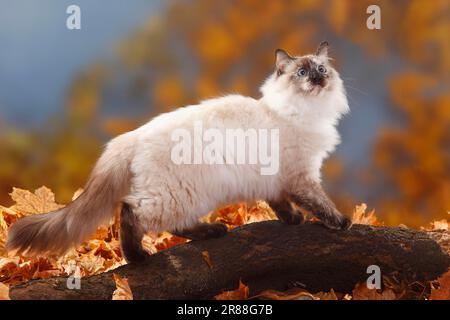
[252,288,318,300]
[79,253,106,275]
[202,251,213,269]
[0,205,18,216]
[215,280,249,300]
[154,233,188,251]
[352,203,380,226]
[430,219,449,231]
[0,213,8,255]
[430,269,450,300]
[205,201,276,229]
[313,289,339,300]
[0,282,10,300]
[246,201,277,224]
[112,273,133,300]
[352,282,396,300]
[10,186,63,215]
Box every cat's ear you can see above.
[316,41,329,58]
[275,49,293,75]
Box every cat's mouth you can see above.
[306,84,324,95]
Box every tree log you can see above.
[9,221,450,300]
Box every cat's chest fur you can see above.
[276,112,341,182]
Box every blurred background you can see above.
[0,0,448,227]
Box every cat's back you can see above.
[199,94,266,125]
[136,94,264,136]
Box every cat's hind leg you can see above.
[120,202,149,263]
[268,197,304,225]
[172,223,227,241]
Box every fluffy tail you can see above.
[6,134,135,256]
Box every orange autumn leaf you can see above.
[253,288,340,300]
[215,280,249,300]
[206,201,276,229]
[9,186,64,215]
[313,289,340,300]
[352,203,380,226]
[112,273,133,300]
[430,269,450,300]
[252,288,318,300]
[0,212,8,255]
[430,219,449,231]
[0,282,10,300]
[154,234,188,251]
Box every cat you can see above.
[7,41,352,263]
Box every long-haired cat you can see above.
[7,42,352,263]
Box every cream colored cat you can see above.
[7,42,352,263]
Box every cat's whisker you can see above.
[345,84,369,97]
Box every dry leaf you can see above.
[0,282,10,300]
[252,288,339,300]
[430,269,450,300]
[112,273,133,300]
[246,201,277,224]
[352,282,396,300]
[202,251,213,269]
[206,201,276,229]
[430,219,449,231]
[215,280,249,300]
[154,234,188,251]
[0,205,18,217]
[313,289,339,300]
[79,254,106,275]
[0,257,20,280]
[10,186,63,215]
[0,213,8,256]
[252,288,318,300]
[352,203,380,226]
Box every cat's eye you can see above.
[318,65,327,73]
[297,68,307,76]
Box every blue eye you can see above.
[298,68,307,76]
[318,65,326,73]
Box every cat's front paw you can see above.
[339,216,353,230]
[322,215,352,231]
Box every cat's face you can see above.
[275,42,336,96]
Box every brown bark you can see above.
[9,221,450,300]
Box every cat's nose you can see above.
[310,76,323,85]
[310,72,324,86]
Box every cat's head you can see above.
[260,42,348,119]
[272,41,337,96]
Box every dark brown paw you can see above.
[323,216,353,230]
[340,216,353,230]
[283,211,304,225]
[201,223,228,239]
[123,247,150,264]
